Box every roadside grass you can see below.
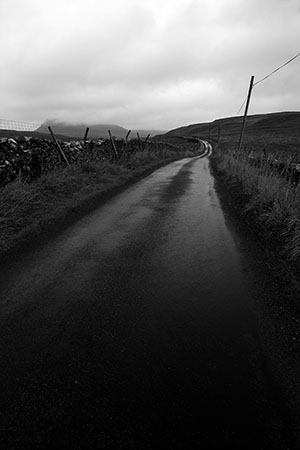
[0,145,196,256]
[212,138,300,264]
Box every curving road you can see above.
[0,154,288,449]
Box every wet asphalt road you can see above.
[0,156,289,449]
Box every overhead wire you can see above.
[253,50,300,86]
[236,50,300,115]
[236,99,247,116]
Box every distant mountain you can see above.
[156,111,300,143]
[36,120,168,140]
[37,120,128,139]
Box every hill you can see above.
[36,120,167,140]
[156,111,300,143]
[37,120,128,140]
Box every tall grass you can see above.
[213,139,300,262]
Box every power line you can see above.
[236,50,300,115]
[254,50,300,86]
[236,99,246,116]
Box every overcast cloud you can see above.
[0,0,299,130]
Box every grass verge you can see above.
[211,139,300,276]
[0,146,198,259]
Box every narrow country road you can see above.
[0,155,289,449]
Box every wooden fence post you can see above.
[125,129,131,142]
[83,127,89,144]
[48,126,70,166]
[108,130,118,158]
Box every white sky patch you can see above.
[0,0,299,130]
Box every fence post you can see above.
[237,75,255,154]
[48,126,70,166]
[83,127,89,144]
[108,130,118,158]
[125,129,131,142]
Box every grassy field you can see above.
[0,142,199,258]
[211,135,300,268]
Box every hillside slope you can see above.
[156,111,300,143]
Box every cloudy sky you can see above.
[0,0,299,131]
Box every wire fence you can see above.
[0,133,187,189]
[0,119,41,132]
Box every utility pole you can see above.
[237,75,255,154]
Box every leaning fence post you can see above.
[48,126,70,166]
[83,127,89,144]
[108,130,118,158]
[125,129,131,142]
